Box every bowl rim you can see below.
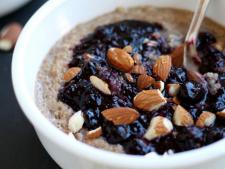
[12,0,225,168]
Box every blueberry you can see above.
[83,108,101,130]
[150,103,175,120]
[167,67,187,84]
[204,127,224,145]
[212,88,225,112]
[130,120,146,138]
[139,114,150,128]
[123,139,154,155]
[197,32,216,49]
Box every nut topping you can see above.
[131,64,146,75]
[166,84,181,97]
[125,73,135,83]
[123,45,133,53]
[101,107,139,125]
[133,53,142,65]
[68,111,84,133]
[90,76,111,95]
[173,105,194,126]
[133,90,167,111]
[153,55,172,81]
[107,47,134,72]
[144,116,173,141]
[217,109,225,119]
[153,81,165,92]
[85,127,103,139]
[171,44,184,67]
[137,74,155,89]
[63,67,81,81]
[196,111,216,128]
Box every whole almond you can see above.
[133,89,167,111]
[153,81,165,92]
[196,111,216,128]
[173,105,194,126]
[166,84,181,97]
[144,116,173,141]
[171,44,184,67]
[85,127,102,139]
[137,74,155,89]
[63,67,81,81]
[68,111,84,133]
[123,45,133,53]
[217,109,225,119]
[90,76,111,95]
[131,64,146,75]
[107,47,134,72]
[101,107,139,125]
[153,55,172,81]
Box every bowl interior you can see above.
[12,0,225,168]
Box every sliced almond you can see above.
[217,109,225,119]
[173,105,194,126]
[123,45,133,53]
[85,127,102,139]
[133,90,167,111]
[137,74,155,89]
[153,55,172,81]
[171,44,184,67]
[196,111,216,128]
[63,67,81,81]
[166,84,181,97]
[107,47,134,72]
[131,64,146,75]
[68,111,84,133]
[133,53,142,65]
[125,73,134,83]
[90,76,111,95]
[144,116,173,141]
[153,81,165,92]
[101,107,139,125]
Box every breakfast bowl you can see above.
[12,0,225,169]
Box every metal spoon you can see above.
[183,0,211,72]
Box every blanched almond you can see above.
[173,105,194,126]
[153,81,165,92]
[123,45,133,53]
[85,127,102,139]
[144,116,173,141]
[217,109,225,119]
[166,84,181,97]
[63,67,81,81]
[137,74,155,89]
[107,47,134,72]
[131,64,146,74]
[90,76,111,95]
[133,90,167,111]
[153,55,172,81]
[171,44,184,67]
[196,111,216,128]
[68,111,84,133]
[101,107,139,125]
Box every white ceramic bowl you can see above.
[12,0,225,169]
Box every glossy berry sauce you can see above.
[58,20,225,155]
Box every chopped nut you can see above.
[173,105,194,126]
[107,47,134,72]
[217,109,225,119]
[153,81,165,92]
[63,67,81,81]
[133,90,167,111]
[172,97,181,105]
[85,127,102,139]
[144,116,173,141]
[101,107,139,125]
[153,55,172,81]
[68,111,84,133]
[131,64,146,74]
[171,44,184,67]
[133,53,142,65]
[137,74,155,89]
[196,111,216,128]
[166,84,181,97]
[90,76,111,95]
[123,45,133,53]
[125,73,134,83]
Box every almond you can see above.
[68,111,84,133]
[133,53,142,65]
[125,73,134,83]
[173,105,194,126]
[101,107,139,125]
[107,47,134,72]
[172,97,181,105]
[63,67,81,81]
[85,127,102,139]
[171,44,184,67]
[133,89,167,111]
[166,84,181,97]
[153,55,172,81]
[131,64,146,74]
[137,74,155,89]
[144,116,173,141]
[196,111,216,128]
[90,76,111,95]
[153,81,165,92]
[0,22,22,51]
[187,70,205,83]
[217,109,225,119]
[123,45,133,53]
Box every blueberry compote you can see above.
[58,20,225,155]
